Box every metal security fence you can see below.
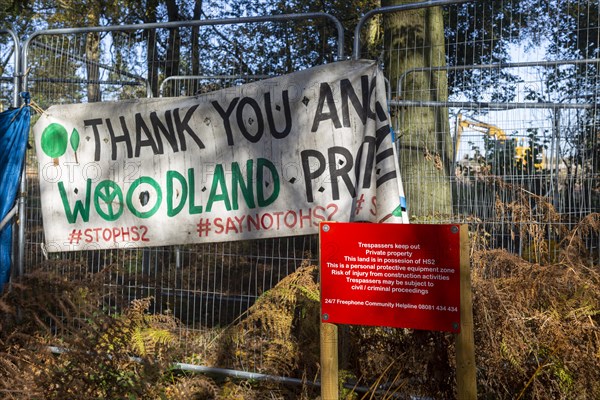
[19,14,342,357]
[159,74,272,97]
[354,0,600,260]
[0,28,19,110]
[11,0,600,380]
[22,13,344,106]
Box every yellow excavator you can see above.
[456,113,507,143]
[456,113,545,170]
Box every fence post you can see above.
[456,224,476,398]
[320,321,339,399]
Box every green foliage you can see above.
[339,369,359,400]
[0,242,599,399]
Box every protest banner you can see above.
[34,60,405,251]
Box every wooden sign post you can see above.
[319,222,476,399]
[320,321,339,399]
[456,224,477,399]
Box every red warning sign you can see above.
[320,222,461,332]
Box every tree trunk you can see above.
[85,3,101,102]
[145,0,159,97]
[165,0,181,97]
[382,0,452,220]
[190,0,203,95]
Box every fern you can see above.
[294,284,320,302]
[132,327,174,358]
[500,338,524,373]
[217,264,321,377]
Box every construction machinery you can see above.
[455,113,545,170]
[456,113,507,143]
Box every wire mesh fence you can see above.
[0,29,18,110]
[22,14,343,105]
[355,0,600,263]
[13,0,600,376]
[159,74,272,97]
[20,15,341,362]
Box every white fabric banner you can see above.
[34,60,405,252]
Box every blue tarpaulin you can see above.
[0,104,30,292]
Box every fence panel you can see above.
[159,74,272,97]
[0,28,19,110]
[19,0,600,384]
[354,0,600,262]
[22,15,341,365]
